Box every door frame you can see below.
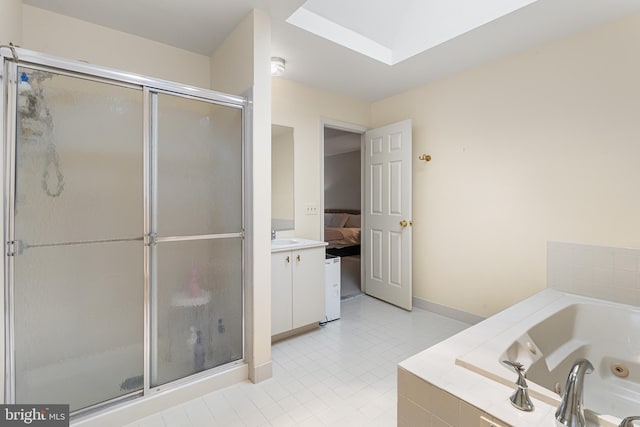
[320,118,367,292]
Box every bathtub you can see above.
[455,291,640,426]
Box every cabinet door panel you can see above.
[292,248,325,328]
[271,252,293,335]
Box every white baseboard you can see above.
[250,360,272,383]
[412,296,485,325]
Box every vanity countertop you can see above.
[270,238,327,253]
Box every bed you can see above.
[324,209,361,257]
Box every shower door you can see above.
[3,50,247,415]
[149,92,244,387]
[10,67,145,411]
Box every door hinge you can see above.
[6,240,23,256]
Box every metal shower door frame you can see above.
[0,47,249,414]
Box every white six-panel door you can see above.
[364,120,412,310]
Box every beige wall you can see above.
[272,78,370,239]
[371,12,640,317]
[250,9,274,383]
[22,5,211,89]
[0,0,22,45]
[211,10,273,383]
[210,11,253,96]
[211,10,251,95]
[325,149,361,211]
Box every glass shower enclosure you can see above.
[1,48,247,414]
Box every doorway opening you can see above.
[322,124,364,300]
[322,119,414,310]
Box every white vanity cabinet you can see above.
[271,241,326,336]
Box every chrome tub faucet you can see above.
[502,360,534,412]
[555,358,594,427]
[620,416,640,427]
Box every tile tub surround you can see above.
[398,367,511,427]
[398,289,625,427]
[548,241,640,305]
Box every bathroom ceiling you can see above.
[23,0,640,101]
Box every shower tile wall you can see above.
[547,241,640,306]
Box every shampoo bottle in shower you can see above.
[17,72,32,113]
[194,329,205,372]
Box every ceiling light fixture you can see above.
[271,57,286,76]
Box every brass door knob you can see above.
[400,220,408,228]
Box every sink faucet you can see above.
[555,358,594,427]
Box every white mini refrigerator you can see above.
[324,254,341,321]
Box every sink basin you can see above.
[271,238,299,246]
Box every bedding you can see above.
[325,226,360,248]
[325,212,349,228]
[324,210,361,249]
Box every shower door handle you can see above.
[6,240,23,256]
[144,233,157,246]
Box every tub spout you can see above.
[620,416,640,427]
[555,358,594,427]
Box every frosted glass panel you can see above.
[157,94,242,236]
[12,67,144,412]
[153,238,243,387]
[15,67,143,245]
[14,241,144,411]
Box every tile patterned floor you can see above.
[126,295,470,427]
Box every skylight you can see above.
[287,0,540,65]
